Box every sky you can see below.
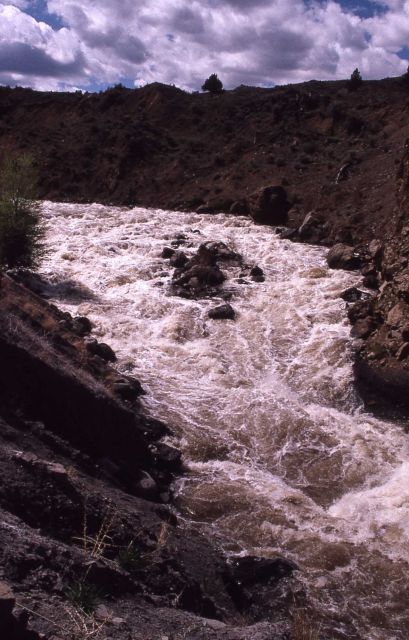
[0,0,409,92]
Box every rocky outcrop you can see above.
[338,145,409,409]
[0,276,170,496]
[352,276,409,409]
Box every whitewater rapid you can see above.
[41,202,409,639]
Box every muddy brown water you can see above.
[41,202,409,639]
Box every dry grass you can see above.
[75,499,117,560]
[292,607,321,640]
[15,601,110,640]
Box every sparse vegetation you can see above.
[66,581,100,614]
[0,152,44,271]
[67,501,117,615]
[202,73,223,94]
[117,541,141,571]
[292,607,321,640]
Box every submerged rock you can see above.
[250,265,265,282]
[201,241,240,262]
[208,303,236,320]
[161,247,175,259]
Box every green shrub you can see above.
[0,153,45,270]
[66,581,100,614]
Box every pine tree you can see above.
[349,68,363,90]
[201,73,223,94]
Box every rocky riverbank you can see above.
[289,141,409,414]
[0,273,296,639]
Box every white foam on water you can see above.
[40,202,409,639]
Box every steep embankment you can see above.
[0,274,294,640]
[0,78,405,246]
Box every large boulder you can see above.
[229,556,297,586]
[327,243,361,270]
[208,303,236,320]
[248,186,290,226]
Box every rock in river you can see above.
[208,304,236,320]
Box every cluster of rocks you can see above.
[161,240,236,296]
[319,231,409,410]
[161,239,267,321]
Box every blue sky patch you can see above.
[24,0,64,30]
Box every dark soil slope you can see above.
[0,78,406,244]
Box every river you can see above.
[40,202,409,639]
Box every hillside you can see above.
[0,78,406,247]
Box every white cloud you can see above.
[0,0,407,90]
[0,3,85,88]
[367,1,409,51]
